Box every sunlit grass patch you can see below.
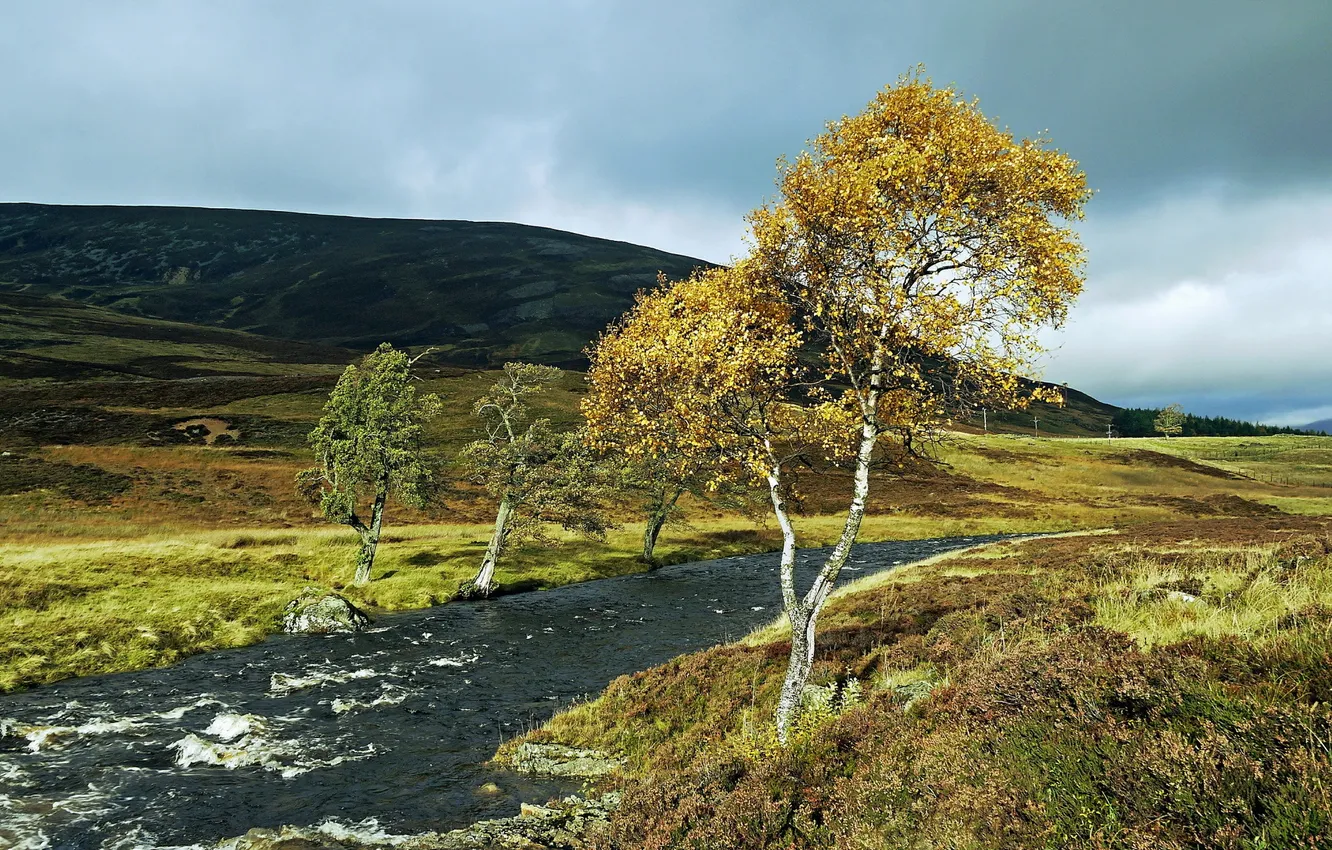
[1091,541,1332,648]
[1254,496,1332,516]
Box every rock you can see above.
[1166,590,1200,604]
[520,802,556,819]
[453,580,496,601]
[427,793,621,850]
[282,588,371,634]
[499,743,623,779]
[476,782,504,796]
[216,793,621,850]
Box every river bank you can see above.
[507,517,1332,848]
[0,514,1076,693]
[0,536,1001,848]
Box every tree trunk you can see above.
[772,376,880,743]
[641,486,683,564]
[352,492,386,587]
[467,494,513,598]
[776,602,817,742]
[765,451,802,743]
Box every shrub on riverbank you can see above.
[509,519,1332,848]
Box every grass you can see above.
[505,518,1332,849]
[1136,435,1332,488]
[0,520,792,691]
[1090,539,1332,648]
[3,430,1331,691]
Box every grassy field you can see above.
[1139,434,1332,488]
[4,423,1331,692]
[504,517,1332,848]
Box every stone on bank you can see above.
[282,589,371,634]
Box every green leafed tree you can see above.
[457,363,614,599]
[1154,403,1185,438]
[297,343,442,587]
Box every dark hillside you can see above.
[0,291,352,381]
[0,203,711,365]
[958,382,1120,438]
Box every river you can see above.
[0,536,1003,849]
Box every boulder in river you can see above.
[282,589,371,635]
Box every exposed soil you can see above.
[1117,449,1245,479]
[172,417,240,445]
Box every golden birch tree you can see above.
[585,69,1090,741]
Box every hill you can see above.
[0,290,352,382]
[0,203,710,365]
[0,203,1121,435]
[1302,418,1332,435]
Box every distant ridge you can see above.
[1302,418,1332,435]
[0,203,711,366]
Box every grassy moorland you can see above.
[504,518,1332,848]
[4,417,1331,693]
[4,294,1331,716]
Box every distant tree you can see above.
[588,71,1089,741]
[298,344,442,587]
[457,364,613,598]
[1154,403,1185,438]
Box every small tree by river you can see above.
[298,343,442,587]
[457,363,613,598]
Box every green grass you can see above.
[0,519,809,691]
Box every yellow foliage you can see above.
[587,68,1091,492]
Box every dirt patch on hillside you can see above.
[173,417,239,445]
[1118,449,1244,479]
[1133,493,1285,518]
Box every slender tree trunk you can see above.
[468,494,513,597]
[773,371,881,743]
[641,486,684,564]
[765,449,802,743]
[776,601,817,739]
[352,492,386,587]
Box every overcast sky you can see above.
[3,1,1329,424]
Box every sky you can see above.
[2,1,1329,424]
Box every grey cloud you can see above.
[1,0,1329,420]
[5,1,1328,216]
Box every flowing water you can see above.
[0,536,1006,849]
